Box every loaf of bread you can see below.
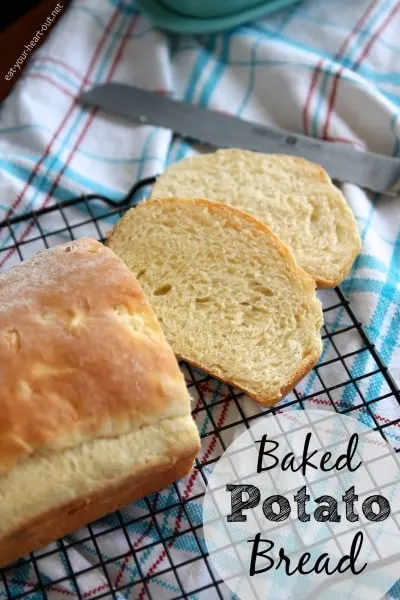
[150,150,361,287]
[108,198,323,406]
[0,238,200,566]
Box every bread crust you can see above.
[0,238,200,565]
[0,454,195,567]
[0,238,192,476]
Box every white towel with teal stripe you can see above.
[0,0,399,599]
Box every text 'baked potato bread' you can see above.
[150,149,361,287]
[108,198,323,406]
[0,238,200,566]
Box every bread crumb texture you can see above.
[108,198,323,406]
[150,150,361,287]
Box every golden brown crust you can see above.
[0,455,195,567]
[0,238,191,476]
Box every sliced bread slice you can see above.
[150,150,361,287]
[108,198,323,406]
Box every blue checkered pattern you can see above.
[0,0,399,598]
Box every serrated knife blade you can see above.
[79,83,400,195]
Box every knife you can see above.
[79,83,400,195]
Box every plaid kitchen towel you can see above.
[0,0,399,599]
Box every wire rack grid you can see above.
[0,177,399,600]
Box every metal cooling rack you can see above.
[0,176,399,600]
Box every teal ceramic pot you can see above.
[136,0,301,33]
[161,0,264,18]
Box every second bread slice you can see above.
[108,198,323,406]
[150,150,361,287]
